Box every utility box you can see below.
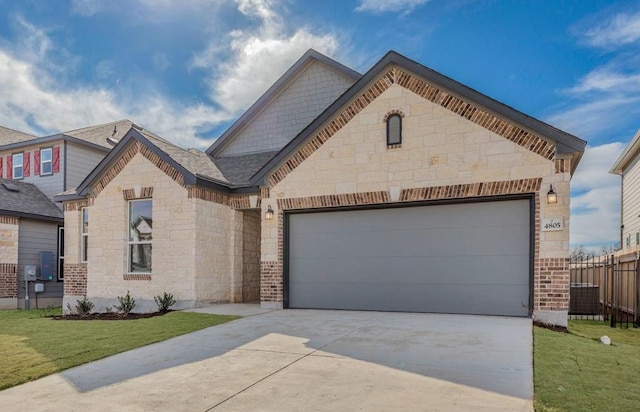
[34,283,44,293]
[39,251,54,281]
[569,283,600,315]
[24,265,37,282]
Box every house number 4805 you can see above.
[541,218,563,232]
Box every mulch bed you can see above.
[51,311,171,321]
[533,320,569,333]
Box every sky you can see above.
[0,0,638,250]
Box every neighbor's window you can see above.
[58,226,65,281]
[81,208,89,263]
[128,199,152,273]
[386,114,402,146]
[40,148,53,176]
[12,153,23,179]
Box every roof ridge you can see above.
[62,119,135,135]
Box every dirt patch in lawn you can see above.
[533,320,568,333]
[51,311,172,321]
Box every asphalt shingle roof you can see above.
[63,119,138,149]
[0,178,64,221]
[0,126,36,146]
[214,151,280,186]
[137,129,229,184]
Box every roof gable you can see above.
[207,49,361,157]
[250,51,587,186]
[67,128,230,201]
[611,128,640,175]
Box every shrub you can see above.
[76,296,94,316]
[116,290,136,316]
[154,292,176,312]
[66,296,94,316]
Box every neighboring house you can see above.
[0,179,63,309]
[58,50,586,326]
[611,128,640,251]
[0,120,135,308]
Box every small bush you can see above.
[154,292,176,312]
[116,290,136,316]
[66,296,94,316]
[76,296,94,316]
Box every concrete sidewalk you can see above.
[0,306,533,411]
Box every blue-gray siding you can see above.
[17,219,62,300]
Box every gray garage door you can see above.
[287,199,531,317]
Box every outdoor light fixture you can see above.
[265,205,274,220]
[547,185,557,204]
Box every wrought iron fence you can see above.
[569,252,640,328]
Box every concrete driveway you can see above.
[0,306,533,411]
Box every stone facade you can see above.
[0,216,18,308]
[260,71,572,324]
[59,55,578,325]
[63,150,259,313]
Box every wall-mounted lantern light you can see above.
[265,205,274,220]
[547,185,557,204]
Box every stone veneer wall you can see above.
[259,70,573,325]
[0,216,19,308]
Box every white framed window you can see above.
[40,148,53,176]
[81,208,88,263]
[128,199,152,273]
[12,153,23,179]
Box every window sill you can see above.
[387,143,402,149]
[123,273,152,281]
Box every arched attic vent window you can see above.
[384,110,404,147]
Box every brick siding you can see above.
[535,257,570,310]
[555,158,571,174]
[0,216,19,225]
[122,187,154,200]
[0,263,17,298]
[63,263,87,296]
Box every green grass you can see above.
[0,308,239,390]
[534,320,640,411]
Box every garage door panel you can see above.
[287,199,531,317]
[290,281,529,316]
[291,225,530,259]
[290,255,528,285]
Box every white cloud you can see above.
[192,0,340,114]
[567,67,640,95]
[355,0,429,14]
[0,16,232,149]
[582,11,640,48]
[547,95,640,140]
[570,143,624,247]
[571,142,625,191]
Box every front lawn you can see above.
[0,308,239,390]
[534,320,640,411]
